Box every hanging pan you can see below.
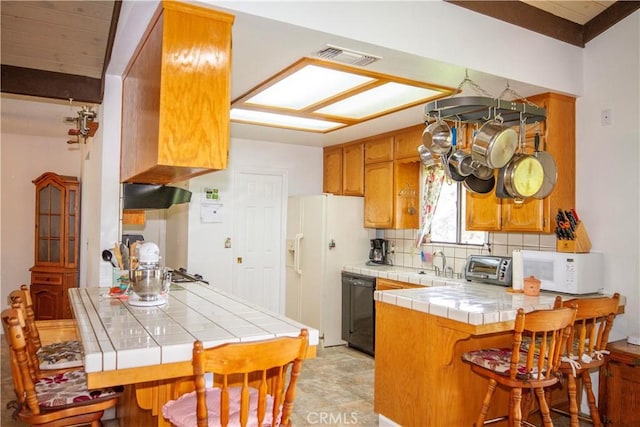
[464,173,495,194]
[446,126,467,182]
[532,131,557,199]
[422,118,452,155]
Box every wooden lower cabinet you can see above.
[374,301,512,425]
[599,340,640,426]
[30,269,77,320]
[376,278,423,290]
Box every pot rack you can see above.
[424,95,546,127]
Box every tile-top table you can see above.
[69,283,318,425]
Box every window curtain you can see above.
[416,163,445,247]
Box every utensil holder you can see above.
[556,221,591,253]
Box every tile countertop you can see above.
[342,264,464,287]
[69,283,319,373]
[374,283,560,326]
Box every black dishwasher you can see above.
[341,272,375,356]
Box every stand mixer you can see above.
[129,242,171,302]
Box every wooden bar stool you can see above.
[2,307,123,426]
[551,293,620,426]
[462,302,577,426]
[8,285,84,374]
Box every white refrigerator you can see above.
[285,194,373,347]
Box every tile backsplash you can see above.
[382,229,556,277]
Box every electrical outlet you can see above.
[601,108,613,126]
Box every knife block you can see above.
[557,221,592,253]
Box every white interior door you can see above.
[233,170,285,313]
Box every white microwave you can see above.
[519,250,604,295]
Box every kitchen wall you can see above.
[0,128,82,309]
[124,138,322,293]
[383,229,558,278]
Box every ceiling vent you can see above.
[315,44,381,67]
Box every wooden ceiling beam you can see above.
[584,1,640,44]
[447,1,640,48]
[0,65,102,104]
[446,0,584,47]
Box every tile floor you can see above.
[2,339,590,426]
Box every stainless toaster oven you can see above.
[464,255,512,286]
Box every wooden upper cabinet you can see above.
[342,143,364,196]
[364,161,395,228]
[364,137,394,164]
[323,146,343,194]
[466,92,575,233]
[121,2,234,184]
[393,160,420,229]
[393,125,423,160]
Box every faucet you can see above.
[433,251,454,278]
[432,251,446,276]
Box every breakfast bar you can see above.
[69,283,318,426]
[373,283,624,426]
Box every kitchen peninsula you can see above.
[373,284,625,426]
[69,283,318,426]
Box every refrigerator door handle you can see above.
[294,233,303,274]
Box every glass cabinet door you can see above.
[66,187,78,266]
[33,173,79,268]
[37,182,64,265]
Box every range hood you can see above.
[123,183,192,210]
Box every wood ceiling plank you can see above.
[522,1,614,25]
[0,1,112,30]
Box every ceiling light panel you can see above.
[230,108,345,132]
[315,83,444,119]
[245,65,374,110]
[231,57,455,133]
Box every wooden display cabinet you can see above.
[121,2,234,185]
[599,340,640,426]
[30,172,79,320]
[466,92,575,232]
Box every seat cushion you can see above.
[35,370,122,410]
[37,340,84,370]
[462,347,541,379]
[163,387,280,427]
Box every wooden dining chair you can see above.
[2,307,123,426]
[461,303,577,426]
[8,285,83,373]
[163,329,309,427]
[551,293,620,427]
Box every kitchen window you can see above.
[429,180,486,245]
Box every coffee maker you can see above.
[369,238,390,265]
